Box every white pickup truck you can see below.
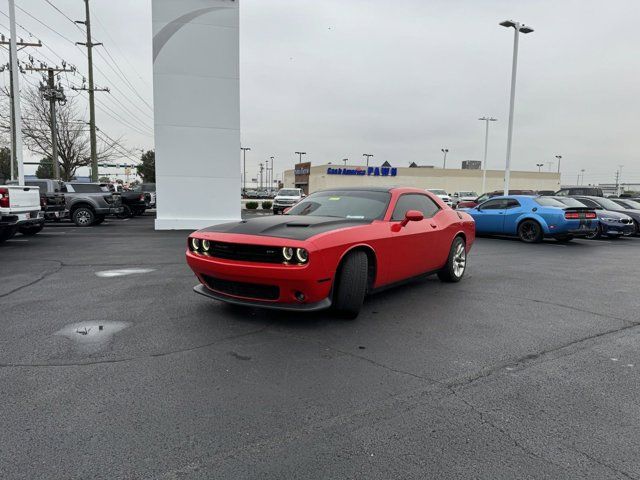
[0,185,45,243]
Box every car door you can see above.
[384,193,444,282]
[472,199,507,233]
[501,198,523,234]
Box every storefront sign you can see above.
[327,167,397,177]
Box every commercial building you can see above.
[283,163,561,195]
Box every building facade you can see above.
[284,164,561,194]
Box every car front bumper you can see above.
[602,222,635,236]
[186,249,333,309]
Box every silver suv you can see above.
[273,188,304,215]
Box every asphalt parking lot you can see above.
[2,215,640,480]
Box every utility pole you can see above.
[479,117,497,194]
[24,64,76,180]
[3,5,42,183]
[441,149,448,169]
[74,0,105,182]
[363,153,373,166]
[240,147,250,193]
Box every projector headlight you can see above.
[295,248,308,263]
[201,239,210,252]
[190,237,200,251]
[282,247,294,261]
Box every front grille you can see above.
[202,274,279,300]
[206,241,283,264]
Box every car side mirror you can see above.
[401,209,424,227]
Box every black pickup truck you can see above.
[109,185,149,218]
[7,179,66,221]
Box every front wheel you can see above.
[333,251,368,319]
[0,226,17,243]
[438,236,467,282]
[18,225,44,236]
[72,207,95,227]
[518,220,543,243]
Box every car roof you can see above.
[484,195,538,200]
[315,187,393,193]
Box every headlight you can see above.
[201,239,210,252]
[282,247,294,261]
[600,217,616,222]
[295,248,309,263]
[190,237,200,251]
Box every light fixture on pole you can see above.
[441,148,449,169]
[536,163,544,172]
[500,19,534,195]
[580,168,585,185]
[295,151,306,165]
[555,155,562,174]
[479,117,497,193]
[363,153,373,166]
[240,147,251,194]
[342,158,348,166]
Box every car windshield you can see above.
[534,197,566,207]
[429,189,447,195]
[286,190,391,220]
[553,197,587,208]
[616,199,640,209]
[277,189,300,196]
[592,197,627,210]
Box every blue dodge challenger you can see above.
[460,195,597,243]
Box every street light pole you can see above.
[441,148,449,169]
[500,19,534,195]
[363,154,373,166]
[479,117,497,193]
[580,169,585,185]
[536,163,544,172]
[555,155,562,174]
[240,147,250,194]
[342,158,348,166]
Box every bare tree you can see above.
[1,86,124,181]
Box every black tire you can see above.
[132,207,146,216]
[0,226,17,243]
[438,236,467,283]
[18,225,44,236]
[72,207,95,227]
[585,224,601,240]
[93,215,106,225]
[518,220,543,243]
[117,205,133,219]
[333,251,368,319]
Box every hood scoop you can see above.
[286,222,311,228]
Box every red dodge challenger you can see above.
[186,187,475,318]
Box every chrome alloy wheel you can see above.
[76,210,92,225]
[452,242,466,278]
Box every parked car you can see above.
[0,185,45,242]
[456,190,536,209]
[273,188,304,214]
[427,189,453,206]
[186,187,475,318]
[108,185,149,218]
[451,191,478,207]
[62,182,124,226]
[536,190,556,196]
[7,179,66,221]
[134,183,156,207]
[571,196,640,236]
[553,196,634,239]
[459,195,597,243]
[555,186,604,197]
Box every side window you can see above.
[63,184,74,193]
[479,199,506,210]
[556,189,568,196]
[505,199,521,209]
[391,194,441,221]
[577,198,597,208]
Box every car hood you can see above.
[200,215,371,241]
[597,210,632,220]
[611,208,640,220]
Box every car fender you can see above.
[515,214,551,234]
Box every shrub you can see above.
[245,201,259,210]
[261,201,272,209]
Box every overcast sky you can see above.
[2,0,639,185]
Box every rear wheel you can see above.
[0,226,17,243]
[333,251,368,319]
[72,207,95,227]
[518,220,543,243]
[438,236,467,282]
[585,224,601,240]
[117,205,133,219]
[18,225,43,236]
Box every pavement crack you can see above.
[0,323,273,368]
[569,447,638,480]
[0,261,63,299]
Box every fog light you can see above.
[294,291,305,302]
[190,238,200,251]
